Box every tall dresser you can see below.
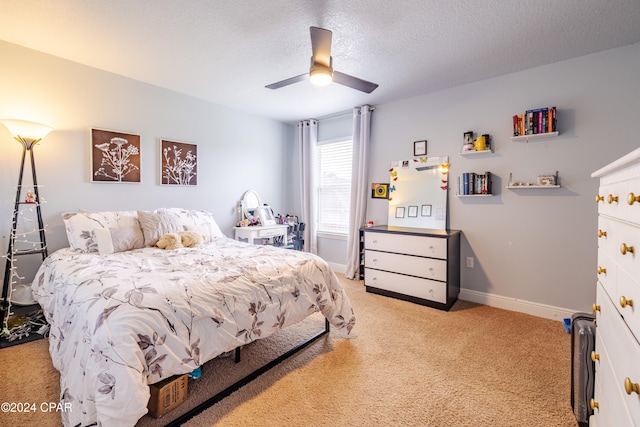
[591,147,640,426]
[362,225,460,311]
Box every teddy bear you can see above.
[156,233,183,250]
[178,231,205,248]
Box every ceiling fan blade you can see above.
[310,26,332,67]
[265,73,308,90]
[333,71,379,93]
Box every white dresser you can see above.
[233,224,289,246]
[363,225,460,311]
[591,148,640,426]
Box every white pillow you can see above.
[155,208,224,242]
[92,226,145,254]
[137,210,183,246]
[62,211,140,252]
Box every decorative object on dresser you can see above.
[362,226,461,311]
[0,119,53,347]
[590,147,640,426]
[388,156,449,230]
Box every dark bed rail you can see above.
[166,318,330,426]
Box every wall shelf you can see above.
[459,149,494,156]
[455,193,494,197]
[506,171,560,189]
[511,131,559,142]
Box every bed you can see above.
[32,208,355,426]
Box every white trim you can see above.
[459,288,575,322]
[327,262,346,274]
[317,231,348,241]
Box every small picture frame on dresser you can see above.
[257,206,276,225]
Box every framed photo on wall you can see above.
[395,207,406,218]
[371,183,390,199]
[91,128,141,183]
[414,140,427,156]
[161,139,198,185]
[421,204,432,217]
[408,206,418,217]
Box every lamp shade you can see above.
[0,119,53,142]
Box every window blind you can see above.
[317,140,352,234]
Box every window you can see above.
[317,139,352,235]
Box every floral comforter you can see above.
[32,237,355,427]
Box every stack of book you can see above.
[512,106,556,136]
[459,172,492,195]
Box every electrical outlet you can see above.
[466,257,474,268]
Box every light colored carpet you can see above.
[0,275,579,426]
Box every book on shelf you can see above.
[512,106,556,136]
[459,172,492,195]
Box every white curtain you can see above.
[345,105,372,279]
[298,119,318,254]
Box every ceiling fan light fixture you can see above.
[309,62,333,86]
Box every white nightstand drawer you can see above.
[364,232,446,259]
[365,250,447,281]
[365,268,447,304]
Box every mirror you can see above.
[241,190,262,219]
[387,156,449,230]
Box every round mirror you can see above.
[241,190,262,219]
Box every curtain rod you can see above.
[317,106,376,122]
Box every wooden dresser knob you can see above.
[591,351,600,362]
[590,398,599,410]
[597,266,607,275]
[598,229,607,238]
[620,296,634,309]
[620,243,635,255]
[592,303,601,314]
[628,192,640,205]
[596,195,604,203]
[608,194,619,204]
[625,377,640,395]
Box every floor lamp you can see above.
[0,119,53,340]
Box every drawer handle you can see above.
[598,229,607,238]
[596,195,604,203]
[591,351,600,362]
[625,377,640,395]
[597,266,606,275]
[628,192,640,205]
[592,303,600,314]
[620,296,634,309]
[620,243,635,255]
[608,194,619,204]
[590,398,599,410]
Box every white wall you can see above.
[368,43,640,317]
[0,40,295,280]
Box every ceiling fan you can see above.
[265,26,379,94]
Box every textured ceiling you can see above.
[1,0,640,124]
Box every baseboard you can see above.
[459,288,575,322]
[328,262,347,274]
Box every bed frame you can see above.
[166,318,330,426]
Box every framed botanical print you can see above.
[161,139,198,185]
[91,128,141,183]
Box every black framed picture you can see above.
[414,140,427,156]
[371,183,390,199]
[421,204,432,217]
[408,206,418,217]
[395,207,405,218]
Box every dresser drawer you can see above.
[364,232,446,259]
[592,329,635,427]
[595,283,640,423]
[614,267,640,342]
[613,220,640,281]
[597,248,617,296]
[364,268,447,304]
[365,250,447,281]
[597,216,617,254]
